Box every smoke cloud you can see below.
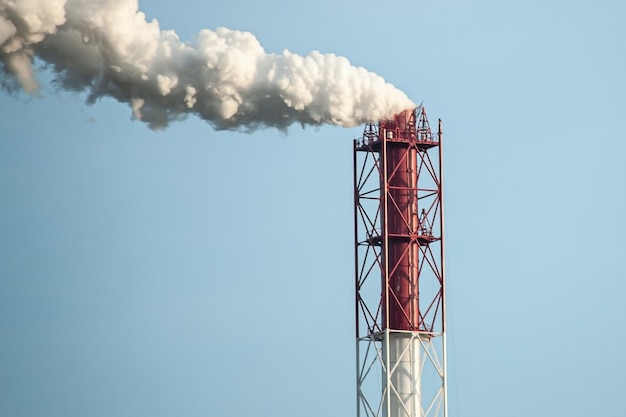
[0,0,415,131]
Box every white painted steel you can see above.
[384,332,422,417]
[356,331,445,417]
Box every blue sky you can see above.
[1,1,626,417]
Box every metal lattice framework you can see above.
[354,107,447,417]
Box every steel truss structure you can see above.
[353,107,447,417]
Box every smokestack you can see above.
[0,0,415,131]
[354,107,448,417]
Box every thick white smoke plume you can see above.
[0,0,415,131]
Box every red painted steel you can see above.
[380,109,420,330]
[354,106,443,334]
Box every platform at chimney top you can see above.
[355,130,439,152]
[355,107,439,152]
